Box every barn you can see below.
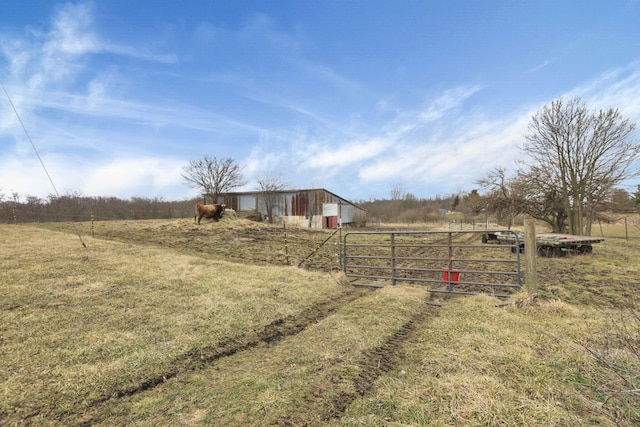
[221,188,366,229]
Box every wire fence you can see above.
[2,200,639,241]
[0,200,196,224]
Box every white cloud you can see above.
[1,2,176,92]
[301,138,391,170]
[357,108,530,191]
[419,85,483,123]
[242,145,289,187]
[45,3,99,56]
[572,61,640,120]
[85,157,189,198]
[289,85,484,176]
[526,60,552,73]
[0,154,192,200]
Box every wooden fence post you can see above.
[524,219,538,294]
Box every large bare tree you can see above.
[521,97,638,235]
[481,98,639,235]
[182,156,245,203]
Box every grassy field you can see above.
[1,217,639,426]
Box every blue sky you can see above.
[1,1,640,202]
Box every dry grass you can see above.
[335,296,621,426]
[0,223,352,424]
[2,219,639,425]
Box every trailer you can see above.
[482,231,604,257]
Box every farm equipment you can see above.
[482,231,604,257]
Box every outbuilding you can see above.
[221,188,366,229]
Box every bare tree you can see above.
[481,98,640,234]
[256,172,288,223]
[182,156,245,203]
[521,97,638,235]
[477,168,520,229]
[390,183,405,200]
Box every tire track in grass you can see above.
[65,287,374,425]
[320,304,437,422]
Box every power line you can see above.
[1,79,90,254]
[1,80,60,197]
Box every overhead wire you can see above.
[1,79,91,254]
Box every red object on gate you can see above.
[442,267,461,282]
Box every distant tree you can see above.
[521,97,638,235]
[460,189,485,216]
[390,183,404,200]
[609,188,633,213]
[25,195,43,205]
[633,185,640,210]
[46,189,87,221]
[182,156,245,203]
[451,194,460,212]
[256,172,288,223]
[476,168,523,229]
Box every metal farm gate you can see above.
[342,230,522,297]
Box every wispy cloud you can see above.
[419,85,483,123]
[284,85,483,177]
[1,3,175,91]
[526,60,552,73]
[571,61,640,118]
[44,3,177,62]
[44,3,100,56]
[357,112,528,187]
[302,138,391,171]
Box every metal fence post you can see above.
[447,232,454,292]
[342,232,348,274]
[391,233,396,286]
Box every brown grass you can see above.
[1,218,639,425]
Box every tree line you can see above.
[2,184,638,227]
[0,192,198,223]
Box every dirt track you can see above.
[320,306,435,422]
[61,286,372,424]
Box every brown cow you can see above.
[194,203,226,225]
